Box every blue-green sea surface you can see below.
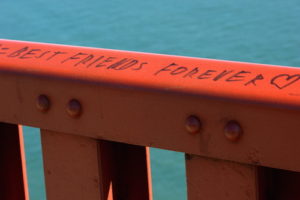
[1,0,299,199]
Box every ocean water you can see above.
[1,0,300,199]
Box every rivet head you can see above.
[185,115,202,134]
[36,95,50,112]
[224,120,242,142]
[67,99,82,118]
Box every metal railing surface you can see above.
[1,39,300,200]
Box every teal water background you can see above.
[1,0,300,199]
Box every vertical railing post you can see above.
[41,130,152,200]
[98,140,152,200]
[0,123,29,200]
[185,155,263,200]
[41,130,104,200]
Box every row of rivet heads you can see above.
[37,95,242,142]
[186,116,242,142]
[36,94,81,118]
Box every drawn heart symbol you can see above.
[270,74,300,89]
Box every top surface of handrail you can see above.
[0,39,299,108]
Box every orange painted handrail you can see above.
[1,40,300,200]
[0,39,300,108]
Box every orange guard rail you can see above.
[1,39,300,199]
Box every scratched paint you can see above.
[1,40,300,108]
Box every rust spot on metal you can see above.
[248,149,261,165]
[46,170,52,175]
[185,115,202,134]
[36,94,50,112]
[67,99,82,118]
[224,120,242,142]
